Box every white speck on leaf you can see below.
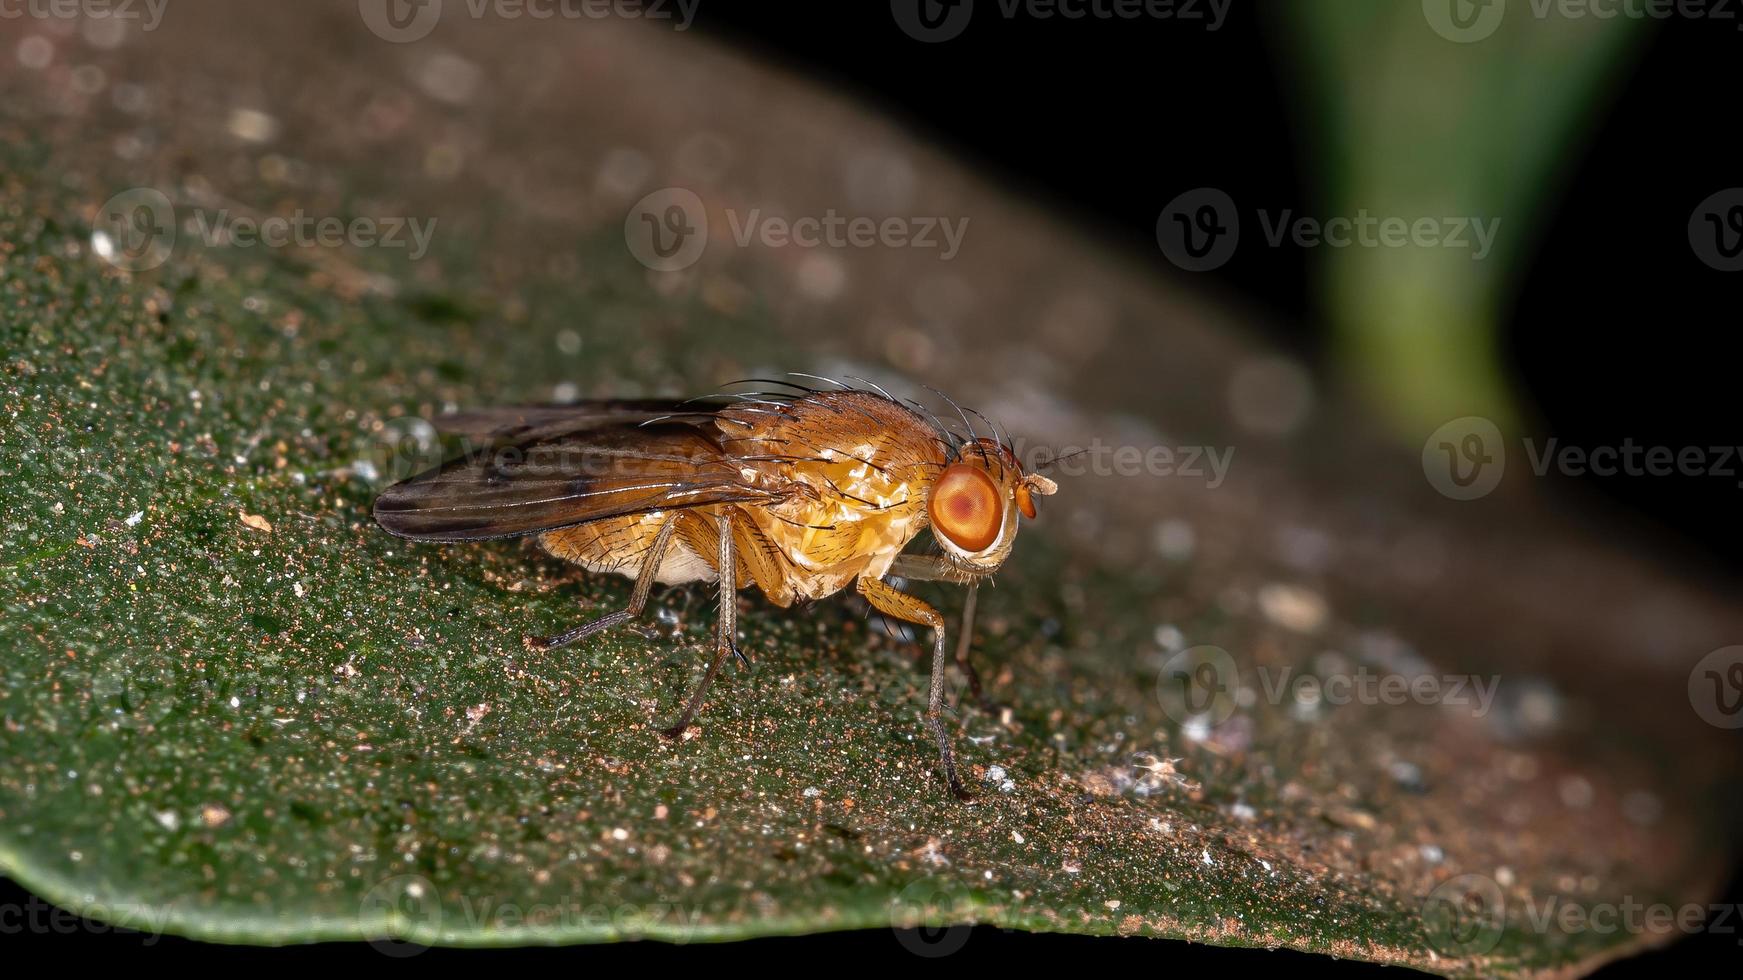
[1257,582,1328,634]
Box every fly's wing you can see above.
[373,414,775,541]
[429,399,726,445]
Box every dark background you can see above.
[6,2,1739,973]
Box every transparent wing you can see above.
[373,411,777,541]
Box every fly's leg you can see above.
[661,509,738,739]
[857,575,972,801]
[888,554,993,709]
[524,517,678,650]
[954,582,984,703]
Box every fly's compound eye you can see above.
[929,463,1002,552]
[1016,483,1037,520]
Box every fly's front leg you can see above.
[524,517,677,650]
[888,555,988,706]
[661,509,739,739]
[857,575,971,801]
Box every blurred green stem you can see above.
[1281,0,1640,436]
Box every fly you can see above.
[373,376,1059,799]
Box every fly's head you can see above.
[926,437,1058,577]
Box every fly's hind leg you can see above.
[857,575,972,801]
[660,509,739,739]
[524,517,679,650]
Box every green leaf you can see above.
[1,11,1736,976]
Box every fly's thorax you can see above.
[718,388,951,596]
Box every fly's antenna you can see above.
[1032,447,1089,472]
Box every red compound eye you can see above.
[929,463,1001,552]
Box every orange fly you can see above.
[373,376,1058,799]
